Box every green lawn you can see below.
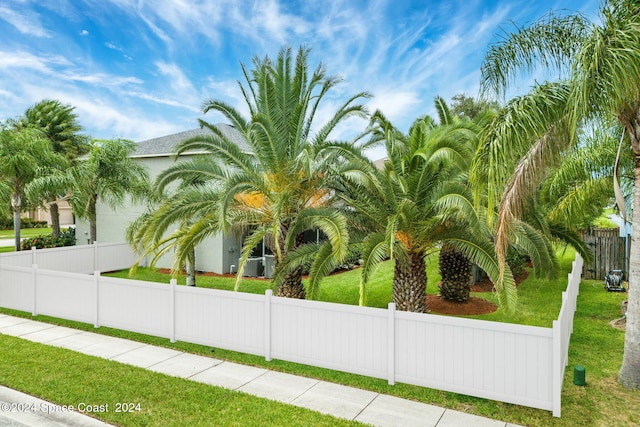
[0,227,54,245]
[2,247,638,426]
[0,334,361,427]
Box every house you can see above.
[74,125,247,275]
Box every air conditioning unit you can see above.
[243,257,263,277]
[263,255,275,279]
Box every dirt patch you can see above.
[426,294,497,315]
[470,269,530,292]
[609,317,626,330]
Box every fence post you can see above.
[265,289,272,361]
[170,279,176,343]
[552,319,562,417]
[31,264,38,316]
[388,302,396,385]
[94,271,100,328]
[93,241,99,272]
[31,246,36,266]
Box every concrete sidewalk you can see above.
[0,314,523,427]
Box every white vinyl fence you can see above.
[0,243,583,417]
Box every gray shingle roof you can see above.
[133,124,248,157]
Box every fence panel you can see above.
[0,251,32,268]
[394,312,553,410]
[97,276,171,338]
[0,265,33,312]
[36,269,95,323]
[174,287,265,356]
[270,298,389,379]
[97,243,139,272]
[35,246,95,274]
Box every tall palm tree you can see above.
[16,100,89,237]
[0,126,66,250]
[69,139,149,243]
[133,46,369,299]
[480,0,640,388]
[339,110,515,312]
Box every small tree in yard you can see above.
[16,99,89,237]
[69,139,149,243]
[0,126,66,250]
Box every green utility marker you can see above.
[574,365,586,386]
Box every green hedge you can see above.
[0,217,48,230]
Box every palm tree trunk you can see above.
[439,243,472,302]
[275,233,306,299]
[393,250,427,313]
[11,193,21,251]
[186,247,196,286]
[619,132,640,388]
[277,264,306,299]
[89,197,97,243]
[50,201,60,238]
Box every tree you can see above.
[69,139,149,243]
[339,108,515,312]
[16,100,88,237]
[480,0,640,388]
[450,93,500,120]
[131,46,369,299]
[0,126,66,250]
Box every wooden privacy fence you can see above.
[580,228,628,280]
[0,243,583,417]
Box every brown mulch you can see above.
[427,294,497,315]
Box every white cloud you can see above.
[367,90,421,123]
[0,5,50,37]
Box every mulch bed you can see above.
[426,295,497,315]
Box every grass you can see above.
[0,246,14,253]
[0,334,361,427]
[0,227,53,239]
[2,247,639,425]
[592,207,619,229]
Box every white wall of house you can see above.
[75,153,243,275]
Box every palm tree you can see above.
[0,126,66,250]
[132,46,369,299]
[480,0,640,388]
[69,139,149,243]
[433,97,491,302]
[126,156,226,286]
[339,110,515,312]
[16,100,89,237]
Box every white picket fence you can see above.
[0,243,583,417]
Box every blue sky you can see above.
[0,0,599,157]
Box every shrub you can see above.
[20,218,48,229]
[20,228,76,250]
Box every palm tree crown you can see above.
[136,45,370,299]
